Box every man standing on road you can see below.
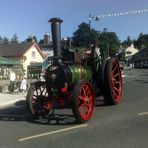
[9,70,16,93]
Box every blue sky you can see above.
[0,0,148,42]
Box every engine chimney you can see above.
[48,18,63,58]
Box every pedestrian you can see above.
[9,70,16,93]
[20,77,27,94]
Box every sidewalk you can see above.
[0,92,26,108]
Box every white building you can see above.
[125,43,139,60]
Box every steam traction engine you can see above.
[26,18,122,123]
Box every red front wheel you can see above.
[72,80,95,123]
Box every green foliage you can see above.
[98,31,120,57]
[0,34,19,44]
[71,23,120,57]
[72,23,90,48]
[134,33,148,49]
[71,22,99,48]
[11,33,19,44]
[2,37,9,44]
[0,36,2,44]
[121,33,148,50]
[121,36,132,48]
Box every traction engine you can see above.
[26,18,122,123]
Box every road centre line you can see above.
[19,124,88,142]
[138,112,148,116]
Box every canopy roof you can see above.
[0,56,20,65]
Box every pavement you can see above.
[0,92,26,108]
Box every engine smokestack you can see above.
[48,18,63,58]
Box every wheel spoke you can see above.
[33,94,37,98]
[79,95,85,101]
[28,82,52,118]
[44,91,48,97]
[114,86,119,93]
[113,73,119,78]
[112,89,118,99]
[40,87,45,95]
[86,101,92,111]
[82,85,89,97]
[112,78,120,99]
[79,102,89,116]
[79,103,85,112]
[112,65,118,73]
[35,89,38,96]
[86,87,91,97]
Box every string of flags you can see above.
[89,9,148,20]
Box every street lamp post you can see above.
[88,14,99,29]
[88,14,99,48]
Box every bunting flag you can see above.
[90,9,148,20]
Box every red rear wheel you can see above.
[72,80,94,123]
[102,58,122,105]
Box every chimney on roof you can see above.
[26,35,36,43]
[44,33,50,45]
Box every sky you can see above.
[0,0,148,42]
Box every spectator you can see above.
[20,77,27,94]
[9,70,16,93]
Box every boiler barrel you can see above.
[69,66,92,84]
[45,63,92,89]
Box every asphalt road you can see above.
[0,68,148,148]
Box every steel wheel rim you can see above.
[78,83,93,120]
[111,60,122,103]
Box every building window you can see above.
[31,51,36,59]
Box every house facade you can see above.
[125,43,139,60]
[39,33,53,58]
[0,42,45,76]
[132,48,148,68]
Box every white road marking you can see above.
[138,112,148,116]
[19,124,88,142]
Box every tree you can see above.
[11,33,19,44]
[71,22,99,49]
[71,22,120,57]
[121,36,132,48]
[72,22,90,48]
[98,30,120,57]
[135,33,148,49]
[0,36,2,44]
[3,37,9,44]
